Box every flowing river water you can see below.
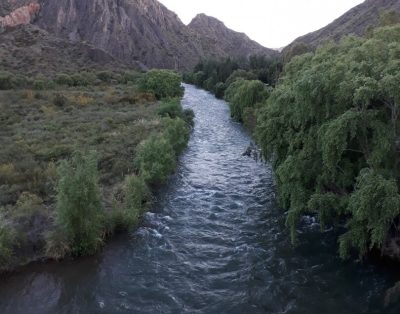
[0,84,399,313]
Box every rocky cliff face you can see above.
[287,0,400,50]
[34,0,205,70]
[0,23,130,75]
[0,1,40,28]
[0,0,275,71]
[188,14,278,60]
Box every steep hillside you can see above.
[0,24,132,75]
[34,0,205,70]
[287,0,400,49]
[1,0,275,71]
[188,13,278,60]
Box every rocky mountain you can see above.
[188,13,278,61]
[0,24,128,75]
[287,0,400,50]
[0,0,276,71]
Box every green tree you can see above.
[56,151,103,255]
[256,24,400,258]
[135,135,176,185]
[139,70,183,99]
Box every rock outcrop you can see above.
[189,14,278,60]
[0,2,40,28]
[286,0,400,51]
[0,0,276,70]
[0,24,132,75]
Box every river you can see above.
[0,84,399,313]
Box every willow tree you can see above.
[256,24,400,258]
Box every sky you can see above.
[158,0,365,48]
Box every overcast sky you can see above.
[158,0,365,48]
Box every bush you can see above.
[45,228,70,260]
[139,70,183,99]
[97,71,114,83]
[0,71,15,90]
[225,79,269,121]
[70,72,96,87]
[156,99,183,119]
[33,76,54,90]
[215,82,226,99]
[55,74,73,86]
[163,118,190,155]
[110,175,150,230]
[125,175,149,212]
[14,192,44,217]
[33,79,46,90]
[182,108,195,127]
[56,150,104,255]
[53,93,68,107]
[135,135,176,185]
[118,71,139,84]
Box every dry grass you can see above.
[0,82,164,270]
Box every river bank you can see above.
[0,85,399,313]
[0,70,192,274]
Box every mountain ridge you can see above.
[27,0,274,70]
[286,0,400,51]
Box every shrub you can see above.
[182,108,195,127]
[80,71,97,85]
[163,118,190,155]
[193,71,206,87]
[139,70,183,99]
[156,99,183,119]
[215,82,226,99]
[33,75,55,90]
[56,150,104,255]
[14,192,44,217]
[97,71,114,83]
[110,175,150,231]
[55,74,73,86]
[53,93,68,107]
[70,73,95,87]
[135,135,176,185]
[45,228,70,260]
[0,163,16,185]
[225,69,257,87]
[119,71,139,84]
[0,71,15,90]
[225,79,269,121]
[125,175,149,212]
[13,75,29,88]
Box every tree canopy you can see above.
[256,24,400,258]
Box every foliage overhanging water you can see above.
[0,85,399,314]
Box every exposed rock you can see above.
[0,24,136,75]
[0,2,40,29]
[34,0,202,70]
[286,0,400,52]
[0,0,277,70]
[189,13,278,60]
[33,0,275,70]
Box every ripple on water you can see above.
[0,84,398,314]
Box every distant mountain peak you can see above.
[189,12,277,60]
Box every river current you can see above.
[0,84,399,313]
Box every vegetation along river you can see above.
[0,85,399,313]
